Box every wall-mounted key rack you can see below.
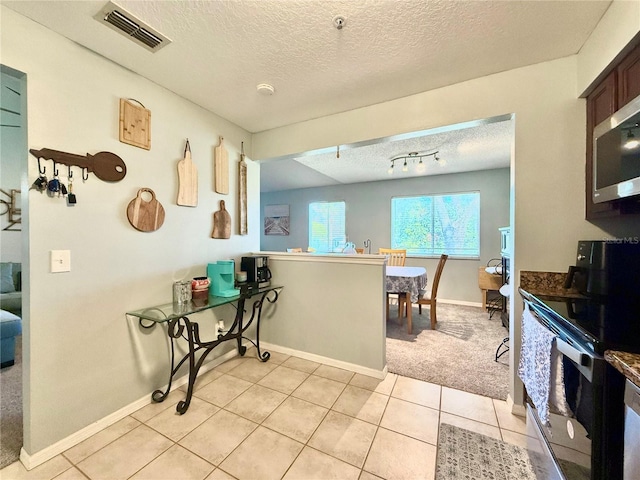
[29,148,127,182]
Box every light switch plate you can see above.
[51,250,71,273]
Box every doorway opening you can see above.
[1,64,28,469]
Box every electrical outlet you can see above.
[51,250,71,273]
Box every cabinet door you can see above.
[586,70,619,220]
[618,42,640,108]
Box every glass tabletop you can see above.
[127,285,282,323]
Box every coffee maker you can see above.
[241,255,272,288]
[565,240,640,298]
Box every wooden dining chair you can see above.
[378,248,406,266]
[380,248,407,319]
[400,254,448,330]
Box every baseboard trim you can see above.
[260,342,387,379]
[439,298,483,308]
[18,345,245,470]
[506,393,526,417]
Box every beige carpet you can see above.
[1,335,22,469]
[386,302,509,399]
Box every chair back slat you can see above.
[378,248,406,266]
[430,254,448,299]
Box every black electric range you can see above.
[522,291,640,356]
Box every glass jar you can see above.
[173,280,192,305]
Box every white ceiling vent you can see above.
[95,2,171,52]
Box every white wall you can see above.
[253,37,639,405]
[1,7,261,456]
[261,168,510,304]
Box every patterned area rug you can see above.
[436,423,537,480]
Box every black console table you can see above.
[127,284,282,414]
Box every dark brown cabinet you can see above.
[585,41,640,221]
[586,71,618,219]
[618,44,640,107]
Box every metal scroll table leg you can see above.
[238,289,279,362]
[176,318,198,414]
[236,296,247,357]
[149,316,200,415]
[151,329,176,403]
[495,336,509,361]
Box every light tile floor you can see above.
[1,349,529,480]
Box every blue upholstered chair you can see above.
[1,309,22,368]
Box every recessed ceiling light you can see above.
[256,83,275,96]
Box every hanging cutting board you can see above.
[127,188,165,232]
[214,136,229,194]
[211,199,231,239]
[177,139,198,207]
[238,142,248,235]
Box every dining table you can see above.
[385,265,428,334]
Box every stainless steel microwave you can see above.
[593,93,640,203]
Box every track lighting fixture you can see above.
[388,151,441,175]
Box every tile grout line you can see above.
[22,352,518,480]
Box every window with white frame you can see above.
[308,201,346,253]
[391,192,480,257]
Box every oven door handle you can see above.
[556,338,590,367]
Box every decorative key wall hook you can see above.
[29,147,127,182]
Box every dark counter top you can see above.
[519,271,585,299]
[605,350,640,388]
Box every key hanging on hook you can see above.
[31,157,48,193]
[67,176,77,205]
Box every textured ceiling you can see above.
[3,0,609,134]
[260,116,514,192]
[3,0,610,192]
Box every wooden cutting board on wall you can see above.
[127,188,165,232]
[211,200,231,239]
[177,139,198,207]
[214,136,229,194]
[239,142,248,235]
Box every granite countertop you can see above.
[605,350,640,388]
[519,271,585,299]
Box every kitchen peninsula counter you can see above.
[605,350,640,389]
[248,251,388,378]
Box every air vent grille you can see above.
[96,2,170,52]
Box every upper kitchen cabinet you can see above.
[586,71,618,220]
[585,41,640,221]
[618,45,640,108]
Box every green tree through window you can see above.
[391,192,480,257]
[309,201,346,253]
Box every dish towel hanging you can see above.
[517,304,556,425]
[549,343,573,417]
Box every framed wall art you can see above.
[264,204,289,236]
